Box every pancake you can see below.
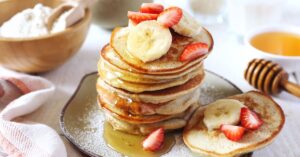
[99,53,204,84]
[98,96,198,124]
[99,56,203,85]
[104,103,199,135]
[99,59,203,93]
[100,45,204,79]
[155,89,200,115]
[110,27,213,74]
[183,91,285,157]
[97,82,200,115]
[99,57,173,84]
[96,71,204,104]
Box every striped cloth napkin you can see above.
[0,67,67,157]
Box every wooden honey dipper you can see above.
[245,58,300,97]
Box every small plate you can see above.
[60,71,252,157]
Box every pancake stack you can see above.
[95,4,285,156]
[96,7,213,135]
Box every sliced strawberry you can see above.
[240,107,263,130]
[142,128,164,151]
[179,42,209,62]
[128,11,158,24]
[157,7,183,27]
[220,124,245,142]
[140,3,164,14]
[128,19,138,26]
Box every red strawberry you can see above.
[129,19,138,26]
[128,11,158,24]
[179,42,209,62]
[140,3,164,14]
[157,7,183,27]
[220,124,245,142]
[240,107,263,130]
[142,128,164,151]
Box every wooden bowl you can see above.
[0,0,91,73]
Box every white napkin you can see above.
[0,67,67,157]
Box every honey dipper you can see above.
[245,58,300,97]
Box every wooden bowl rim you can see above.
[0,8,91,42]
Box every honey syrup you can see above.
[250,31,300,56]
[103,122,175,157]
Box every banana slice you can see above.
[203,99,245,131]
[127,20,172,63]
[172,10,202,37]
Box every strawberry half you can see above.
[179,42,209,62]
[220,124,245,142]
[157,7,183,27]
[142,128,164,151]
[240,107,263,130]
[140,3,164,14]
[128,11,158,24]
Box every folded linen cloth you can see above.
[0,67,67,157]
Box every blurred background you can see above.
[92,0,300,36]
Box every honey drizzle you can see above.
[103,122,176,157]
[97,84,162,115]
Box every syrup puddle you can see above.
[103,122,175,157]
